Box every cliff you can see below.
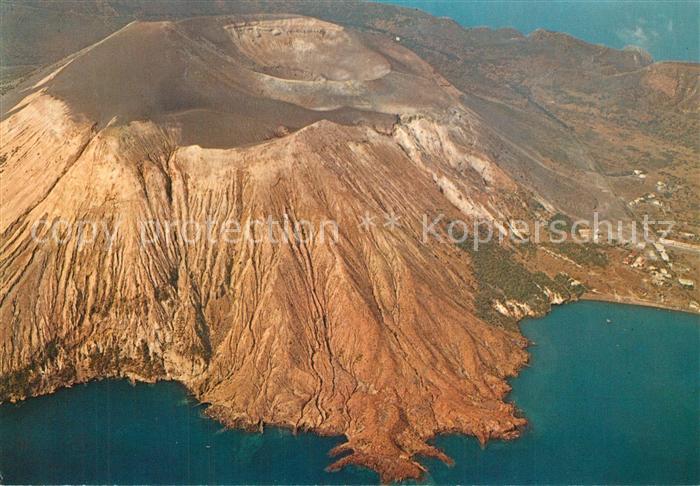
[1,6,698,483]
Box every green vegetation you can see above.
[0,340,77,398]
[0,338,166,399]
[0,365,37,398]
[545,241,609,267]
[458,241,582,329]
[548,212,574,233]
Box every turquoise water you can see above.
[378,1,699,62]
[0,381,376,484]
[0,301,698,484]
[423,302,700,484]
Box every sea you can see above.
[377,0,699,62]
[1,301,698,484]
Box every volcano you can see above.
[1,3,698,483]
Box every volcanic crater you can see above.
[1,5,699,484]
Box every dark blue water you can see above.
[379,0,699,62]
[1,302,698,484]
[0,381,376,484]
[423,302,700,484]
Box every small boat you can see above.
[606,318,612,324]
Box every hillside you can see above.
[1,3,698,482]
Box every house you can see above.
[653,242,670,262]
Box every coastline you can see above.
[3,301,697,484]
[1,297,697,484]
[581,293,700,316]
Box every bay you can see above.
[1,301,698,484]
[378,0,699,62]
